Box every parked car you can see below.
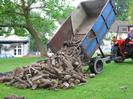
[0,54,14,58]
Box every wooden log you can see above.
[5,79,16,86]
[14,82,27,89]
[38,79,52,88]
[26,75,33,86]
[31,74,49,81]
[32,84,38,90]
[0,77,12,83]
[4,95,24,99]
[64,75,71,81]
[14,77,30,87]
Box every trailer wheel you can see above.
[90,58,103,74]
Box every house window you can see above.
[14,45,22,56]
[18,49,22,55]
[14,49,16,55]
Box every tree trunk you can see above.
[20,2,46,57]
[26,24,46,57]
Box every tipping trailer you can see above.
[48,0,116,74]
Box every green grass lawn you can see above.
[0,57,133,99]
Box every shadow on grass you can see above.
[121,59,133,65]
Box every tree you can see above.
[129,0,133,23]
[0,0,73,56]
[112,0,130,20]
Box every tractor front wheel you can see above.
[114,58,124,63]
[111,45,124,63]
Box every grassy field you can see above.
[0,57,133,99]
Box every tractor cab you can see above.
[111,25,133,62]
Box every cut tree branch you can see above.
[21,0,26,7]
[27,0,36,8]
[2,11,25,16]
[29,6,44,10]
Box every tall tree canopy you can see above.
[0,0,73,56]
[113,0,130,20]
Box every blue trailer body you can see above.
[81,0,116,58]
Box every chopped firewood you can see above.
[0,38,89,89]
[4,94,24,99]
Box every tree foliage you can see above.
[0,0,73,56]
[113,0,130,20]
[129,0,133,23]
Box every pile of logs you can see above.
[0,38,89,89]
[4,94,24,99]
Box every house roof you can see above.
[0,35,28,44]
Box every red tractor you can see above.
[111,25,133,63]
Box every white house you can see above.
[0,35,29,57]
